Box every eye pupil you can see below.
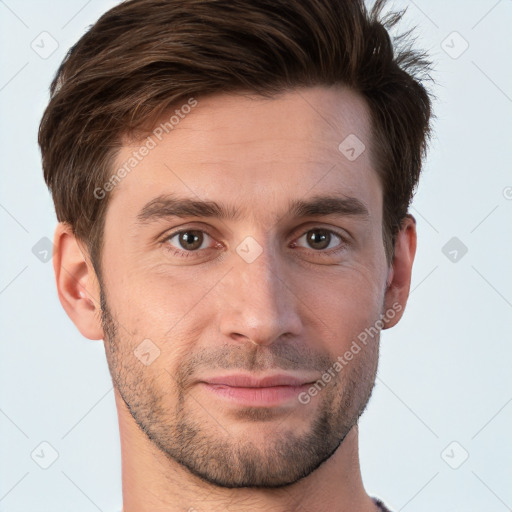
[180,231,203,250]
[307,229,330,250]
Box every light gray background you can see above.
[1,1,511,511]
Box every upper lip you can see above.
[201,373,316,388]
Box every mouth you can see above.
[198,373,317,407]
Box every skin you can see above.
[53,85,416,512]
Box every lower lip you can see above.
[200,383,312,407]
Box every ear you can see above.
[53,222,104,340]
[382,214,417,329]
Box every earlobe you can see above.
[382,214,417,329]
[53,222,104,340]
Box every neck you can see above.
[115,388,376,512]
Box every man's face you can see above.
[99,86,390,488]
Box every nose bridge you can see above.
[218,236,301,345]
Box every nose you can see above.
[217,240,302,347]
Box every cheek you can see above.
[102,272,218,382]
[104,255,213,331]
[298,264,385,344]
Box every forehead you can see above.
[106,86,381,224]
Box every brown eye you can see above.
[178,231,203,250]
[305,229,332,250]
[166,230,210,253]
[296,228,343,251]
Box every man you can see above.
[39,0,433,510]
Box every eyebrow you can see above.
[135,193,370,225]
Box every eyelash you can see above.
[160,226,350,259]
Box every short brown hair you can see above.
[39,0,434,277]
